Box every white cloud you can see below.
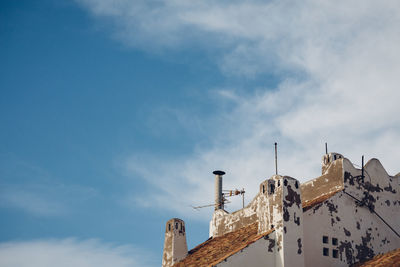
[0,239,156,267]
[0,184,97,216]
[0,158,98,216]
[0,188,64,216]
[76,0,400,219]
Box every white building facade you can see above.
[162,153,400,267]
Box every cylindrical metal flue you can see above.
[213,170,225,210]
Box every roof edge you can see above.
[303,188,343,212]
[207,228,275,267]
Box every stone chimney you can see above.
[162,218,188,267]
[213,170,225,210]
[258,175,305,267]
[322,152,343,174]
[275,176,305,267]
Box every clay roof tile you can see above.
[353,248,400,267]
[173,223,274,267]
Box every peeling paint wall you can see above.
[303,158,400,266]
[162,218,188,267]
[211,176,305,267]
[277,177,304,267]
[301,159,344,206]
[170,155,399,267]
[209,159,345,239]
[216,231,277,267]
[209,175,286,238]
[209,200,258,238]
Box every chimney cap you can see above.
[213,170,226,176]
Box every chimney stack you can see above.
[162,218,188,267]
[213,170,225,210]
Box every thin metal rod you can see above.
[343,190,361,203]
[373,210,400,238]
[242,190,244,208]
[191,203,216,211]
[274,142,278,175]
[343,190,400,238]
[362,155,364,183]
[325,142,328,154]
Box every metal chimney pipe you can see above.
[213,170,225,210]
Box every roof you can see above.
[353,248,400,267]
[173,223,274,267]
[173,188,343,267]
[302,188,342,212]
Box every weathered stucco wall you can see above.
[216,231,277,267]
[257,177,282,235]
[303,158,400,266]
[172,154,399,267]
[212,176,305,267]
[209,175,291,238]
[301,159,344,206]
[162,218,188,267]
[278,177,304,267]
[209,198,258,238]
[210,158,344,239]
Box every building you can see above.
[162,153,400,266]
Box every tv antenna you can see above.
[191,188,246,211]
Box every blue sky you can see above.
[1,0,400,266]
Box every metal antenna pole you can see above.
[325,142,328,154]
[274,142,278,175]
[242,189,244,208]
[362,155,364,183]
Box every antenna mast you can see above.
[242,188,245,208]
[192,189,245,211]
[361,155,364,183]
[191,170,245,211]
[274,142,278,175]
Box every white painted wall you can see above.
[278,177,304,267]
[168,155,399,267]
[162,218,188,267]
[303,158,400,266]
[216,232,276,267]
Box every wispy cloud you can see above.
[0,157,97,216]
[76,0,400,219]
[0,188,64,216]
[0,184,97,216]
[0,239,157,267]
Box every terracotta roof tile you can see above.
[352,248,400,267]
[173,223,274,267]
[173,189,343,267]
